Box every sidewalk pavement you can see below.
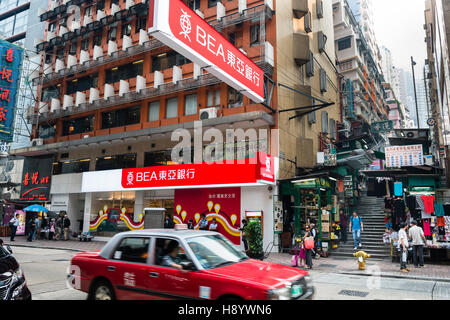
[3,236,449,283]
[265,253,450,283]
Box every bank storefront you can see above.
[50,153,277,250]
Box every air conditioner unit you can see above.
[31,139,44,147]
[199,108,218,120]
[404,131,418,139]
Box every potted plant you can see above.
[244,221,264,260]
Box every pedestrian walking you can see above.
[240,219,249,252]
[49,219,56,240]
[9,214,20,241]
[33,216,41,240]
[303,225,314,269]
[63,214,71,241]
[398,222,410,273]
[199,214,209,231]
[408,220,426,268]
[55,216,63,240]
[349,211,364,250]
[339,209,348,244]
[27,217,36,242]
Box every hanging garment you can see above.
[421,211,432,219]
[366,179,377,197]
[445,217,450,226]
[421,195,435,213]
[423,219,431,236]
[393,199,406,225]
[444,204,450,216]
[405,196,416,212]
[435,203,445,217]
[437,217,446,227]
[394,182,403,197]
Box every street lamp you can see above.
[411,56,420,129]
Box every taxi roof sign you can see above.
[175,224,188,230]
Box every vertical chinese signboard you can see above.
[0,39,24,142]
[385,145,424,168]
[20,156,53,202]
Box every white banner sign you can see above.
[385,145,424,168]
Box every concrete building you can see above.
[383,82,404,129]
[9,0,340,248]
[425,0,450,172]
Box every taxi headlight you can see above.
[267,285,291,300]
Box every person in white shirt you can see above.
[209,218,218,232]
[398,222,410,273]
[9,214,20,241]
[408,220,426,268]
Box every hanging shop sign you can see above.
[370,120,394,133]
[19,156,53,201]
[427,118,436,127]
[82,153,275,192]
[148,0,265,103]
[293,179,317,188]
[174,187,241,244]
[0,40,24,142]
[385,144,424,168]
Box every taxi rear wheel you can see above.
[90,280,115,300]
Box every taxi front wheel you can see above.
[89,280,115,300]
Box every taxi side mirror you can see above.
[180,261,196,271]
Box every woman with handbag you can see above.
[303,225,315,269]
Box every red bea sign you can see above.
[148,0,265,103]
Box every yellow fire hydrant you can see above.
[353,251,371,270]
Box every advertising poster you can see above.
[385,145,424,168]
[174,187,241,245]
[15,210,26,236]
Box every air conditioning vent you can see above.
[304,12,312,33]
[320,68,327,92]
[318,31,327,53]
[317,0,324,19]
[31,139,44,147]
[306,51,314,77]
[199,108,218,120]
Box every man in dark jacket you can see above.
[27,217,36,242]
[62,212,71,241]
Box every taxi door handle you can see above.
[107,266,116,272]
[149,272,159,278]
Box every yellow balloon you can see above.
[195,213,200,223]
[214,204,221,214]
[231,214,237,225]
[121,208,126,214]
[207,201,213,212]
[176,205,182,214]
[181,211,187,221]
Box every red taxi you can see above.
[68,226,314,300]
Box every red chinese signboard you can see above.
[148,0,265,103]
[121,153,274,189]
[20,156,53,201]
[174,187,241,244]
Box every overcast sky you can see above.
[373,0,427,74]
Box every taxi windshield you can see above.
[186,234,248,270]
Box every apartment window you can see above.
[59,159,91,174]
[110,0,119,6]
[62,115,94,136]
[166,97,178,119]
[229,32,236,46]
[108,24,118,41]
[81,37,90,51]
[152,51,191,72]
[338,37,351,51]
[56,48,65,60]
[102,106,141,129]
[184,94,198,115]
[135,16,147,33]
[96,153,137,171]
[97,0,105,10]
[48,21,56,32]
[122,23,132,37]
[66,73,98,95]
[94,34,102,47]
[41,87,60,101]
[228,87,243,108]
[44,49,53,64]
[69,40,78,55]
[148,101,160,122]
[38,124,56,139]
[208,0,219,8]
[250,25,260,46]
[207,88,220,107]
[105,61,143,84]
[188,0,201,10]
